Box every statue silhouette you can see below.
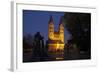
[32,32,45,61]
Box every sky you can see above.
[23,10,71,42]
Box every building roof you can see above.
[54,31,59,34]
[48,15,54,23]
[59,17,64,27]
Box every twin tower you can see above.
[48,16,65,52]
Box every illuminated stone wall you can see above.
[48,16,65,52]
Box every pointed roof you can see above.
[59,17,63,26]
[49,15,53,23]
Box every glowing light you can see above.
[56,57,64,60]
[57,42,59,49]
[48,16,65,52]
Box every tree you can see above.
[63,12,91,59]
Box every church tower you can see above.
[48,16,65,53]
[48,16,65,59]
[59,18,64,42]
[48,16,54,40]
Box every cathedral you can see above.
[48,16,65,52]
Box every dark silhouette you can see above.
[31,32,43,61]
[63,12,91,59]
[64,40,79,60]
[31,32,50,61]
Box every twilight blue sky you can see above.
[23,10,71,42]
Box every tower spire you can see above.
[49,15,53,23]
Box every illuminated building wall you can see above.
[48,16,65,52]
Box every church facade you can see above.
[48,16,65,52]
